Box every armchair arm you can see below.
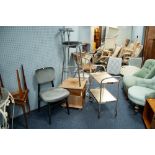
[145,92,155,99]
[135,78,155,90]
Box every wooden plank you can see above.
[16,70,23,98]
[146,99,155,113]
[60,77,86,90]
[21,65,28,90]
[62,95,83,109]
[60,77,86,109]
[143,99,155,128]
[90,88,117,103]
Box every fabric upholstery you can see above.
[128,86,155,106]
[127,74,155,106]
[123,59,155,93]
[107,57,122,75]
[128,57,142,68]
[35,67,70,103]
[40,88,69,103]
[135,76,155,90]
[120,66,140,76]
[134,59,155,78]
[35,67,55,84]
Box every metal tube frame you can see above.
[89,75,120,119]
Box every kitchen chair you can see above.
[35,67,70,124]
[11,65,30,128]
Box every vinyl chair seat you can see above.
[128,86,155,106]
[40,88,70,103]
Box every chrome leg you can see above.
[98,104,101,119]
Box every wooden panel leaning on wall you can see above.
[143,26,155,61]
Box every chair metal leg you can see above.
[115,101,118,117]
[38,85,41,112]
[26,98,30,114]
[38,97,40,112]
[98,104,101,119]
[65,98,70,115]
[115,82,119,117]
[21,104,28,129]
[48,103,51,124]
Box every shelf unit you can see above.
[89,72,120,118]
[60,77,86,109]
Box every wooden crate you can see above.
[60,78,86,109]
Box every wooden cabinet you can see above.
[143,99,155,129]
[60,78,86,109]
[143,26,155,61]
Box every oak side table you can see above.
[143,98,155,129]
[60,77,87,109]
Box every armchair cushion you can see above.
[128,86,155,106]
[126,72,155,107]
[123,59,155,93]
[134,59,155,78]
[40,88,69,103]
[135,76,155,90]
[123,75,142,91]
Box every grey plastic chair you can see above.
[35,67,70,124]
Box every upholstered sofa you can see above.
[128,76,155,106]
[123,59,155,94]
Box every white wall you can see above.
[116,26,132,45]
[131,26,145,44]
[0,26,64,116]
[78,26,91,43]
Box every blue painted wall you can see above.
[0,26,64,115]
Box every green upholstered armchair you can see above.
[123,59,155,94]
[128,76,155,107]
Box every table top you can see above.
[60,77,87,90]
[90,72,118,84]
[146,98,155,112]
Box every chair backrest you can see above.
[112,45,122,57]
[134,59,155,78]
[128,57,143,68]
[107,57,122,75]
[35,67,55,84]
